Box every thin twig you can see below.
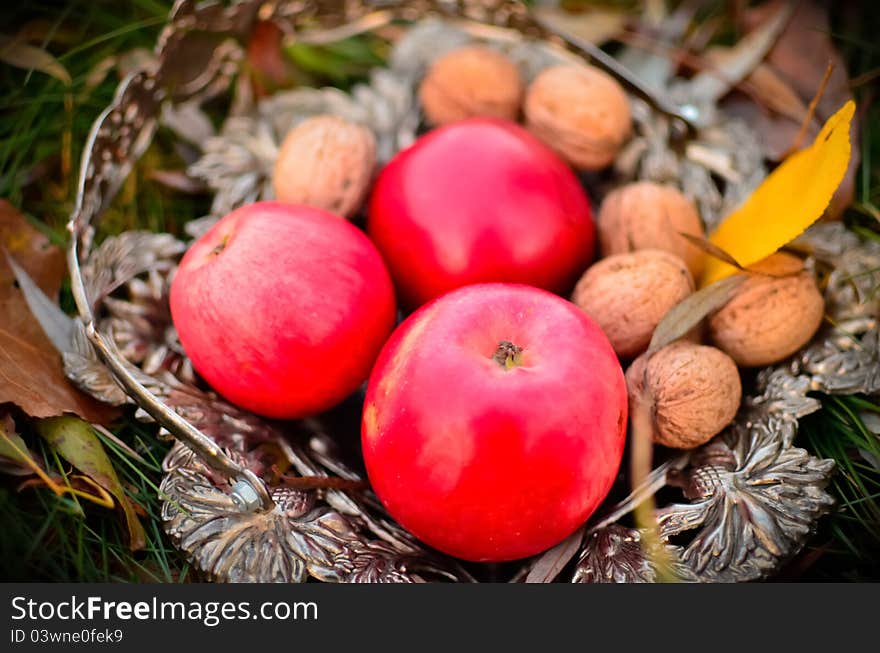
[277,474,368,492]
[93,423,150,466]
[850,66,880,88]
[788,61,834,154]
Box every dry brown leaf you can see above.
[532,5,629,47]
[744,62,810,125]
[725,0,859,218]
[247,20,296,97]
[747,1,851,122]
[0,34,71,85]
[14,20,80,48]
[687,1,793,105]
[648,274,747,354]
[0,201,117,424]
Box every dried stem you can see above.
[629,376,677,582]
[278,474,369,492]
[788,61,835,154]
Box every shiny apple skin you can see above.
[170,201,396,419]
[367,118,595,308]
[361,283,627,562]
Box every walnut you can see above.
[597,181,706,278]
[572,250,694,359]
[708,252,825,367]
[626,342,742,450]
[272,115,376,219]
[524,64,631,171]
[419,46,523,127]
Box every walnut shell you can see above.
[419,46,523,127]
[708,252,825,367]
[597,181,706,278]
[626,342,742,449]
[572,250,694,359]
[272,115,376,219]
[524,64,631,171]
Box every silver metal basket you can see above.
[58,0,879,582]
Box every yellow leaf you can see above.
[701,100,855,286]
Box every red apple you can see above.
[361,283,627,562]
[170,201,396,419]
[368,118,595,308]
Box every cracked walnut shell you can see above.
[626,342,742,450]
[524,64,631,171]
[708,253,825,367]
[597,181,706,278]
[273,115,377,219]
[419,46,523,126]
[572,250,694,359]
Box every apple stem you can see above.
[493,340,523,370]
[211,235,230,256]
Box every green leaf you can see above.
[0,35,71,85]
[36,416,146,550]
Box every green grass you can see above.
[0,0,208,238]
[0,0,191,582]
[0,414,189,582]
[0,0,878,582]
[799,396,880,580]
